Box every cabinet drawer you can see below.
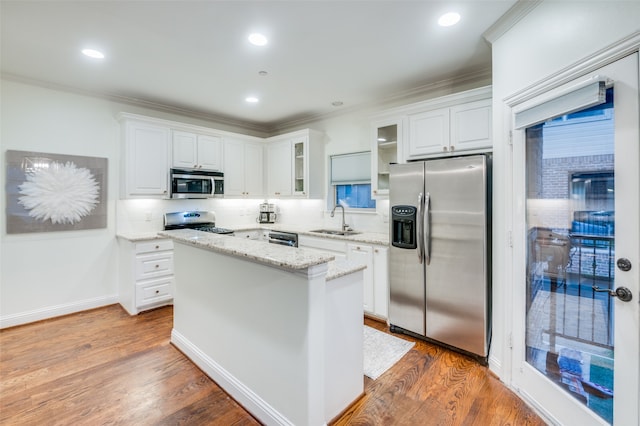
[136,276,173,307]
[135,251,174,280]
[135,239,173,254]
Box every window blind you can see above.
[514,79,607,130]
[330,151,371,185]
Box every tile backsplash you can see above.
[116,198,389,234]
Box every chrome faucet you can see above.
[330,204,350,231]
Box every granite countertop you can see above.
[158,229,336,271]
[118,225,389,246]
[233,224,389,246]
[325,259,367,281]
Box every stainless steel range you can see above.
[163,211,234,235]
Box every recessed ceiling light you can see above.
[81,48,105,59]
[438,12,461,27]
[331,101,344,107]
[248,33,268,46]
[245,96,259,103]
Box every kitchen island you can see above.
[158,229,366,426]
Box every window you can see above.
[336,183,376,208]
[330,152,376,210]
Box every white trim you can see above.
[482,0,543,44]
[0,295,118,329]
[171,329,297,426]
[504,31,640,107]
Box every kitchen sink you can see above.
[310,229,361,236]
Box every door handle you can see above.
[417,193,424,264]
[592,286,633,302]
[424,192,431,265]
[617,258,632,271]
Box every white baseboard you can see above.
[171,329,297,426]
[0,295,118,329]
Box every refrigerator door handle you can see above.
[417,192,424,264]
[424,192,431,265]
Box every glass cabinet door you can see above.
[372,121,400,197]
[293,140,305,195]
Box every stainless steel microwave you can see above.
[170,168,224,199]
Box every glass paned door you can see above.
[513,53,639,425]
[525,89,615,423]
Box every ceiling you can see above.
[1,1,518,133]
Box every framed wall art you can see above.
[5,150,108,234]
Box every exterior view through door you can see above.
[525,86,616,423]
[511,53,639,425]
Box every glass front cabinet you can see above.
[371,118,403,198]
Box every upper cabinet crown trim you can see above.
[369,86,492,120]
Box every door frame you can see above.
[503,37,640,425]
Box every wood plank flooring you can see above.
[0,305,545,425]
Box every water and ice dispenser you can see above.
[391,205,417,249]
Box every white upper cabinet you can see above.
[120,117,170,198]
[223,138,264,197]
[266,139,293,196]
[172,130,222,170]
[450,99,492,152]
[371,118,403,198]
[371,87,491,163]
[406,94,491,160]
[266,129,324,198]
[408,108,450,159]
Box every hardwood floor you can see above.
[0,305,544,425]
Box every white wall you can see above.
[0,80,260,328]
[490,0,639,382]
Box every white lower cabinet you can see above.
[119,238,174,315]
[299,234,388,319]
[372,246,389,319]
[298,235,347,261]
[347,244,374,313]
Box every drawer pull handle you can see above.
[155,264,160,268]
[155,245,160,249]
[155,290,160,294]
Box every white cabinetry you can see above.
[266,139,292,196]
[450,99,492,152]
[408,108,450,158]
[407,96,491,160]
[118,238,174,315]
[371,118,403,198]
[172,130,222,170]
[298,235,348,261]
[347,243,389,319]
[266,129,324,198]
[120,117,170,198]
[299,234,388,319]
[223,138,264,197]
[372,246,389,319]
[347,244,374,313]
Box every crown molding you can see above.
[1,72,270,135]
[3,65,492,137]
[267,67,493,135]
[483,0,542,44]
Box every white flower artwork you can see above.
[18,161,100,225]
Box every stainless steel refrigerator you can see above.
[388,155,491,361]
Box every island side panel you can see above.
[325,270,365,421]
[170,241,326,426]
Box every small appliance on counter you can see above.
[258,202,277,224]
[164,211,234,234]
